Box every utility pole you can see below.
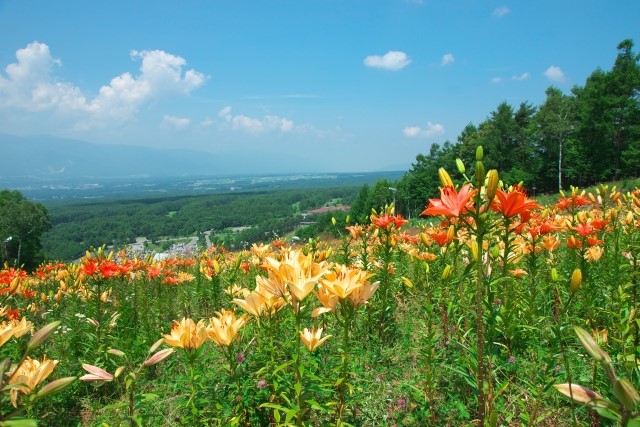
[388,187,397,214]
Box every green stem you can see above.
[475,228,486,425]
[188,354,197,415]
[294,303,303,427]
[337,304,353,426]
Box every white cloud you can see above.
[544,65,565,82]
[218,106,295,134]
[491,77,503,84]
[493,6,510,17]
[200,117,214,127]
[403,121,445,138]
[511,72,531,81]
[162,114,190,129]
[441,53,454,66]
[364,51,411,71]
[0,41,207,128]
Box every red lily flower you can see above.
[589,219,609,231]
[587,236,604,246]
[421,184,476,218]
[574,223,594,237]
[555,194,590,210]
[567,235,582,249]
[427,229,452,247]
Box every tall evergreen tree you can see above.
[532,87,576,192]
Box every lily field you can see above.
[2,155,640,426]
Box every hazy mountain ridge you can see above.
[0,133,261,180]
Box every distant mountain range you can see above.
[0,133,314,183]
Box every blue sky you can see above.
[1,1,639,173]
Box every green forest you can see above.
[389,39,640,219]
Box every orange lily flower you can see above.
[421,184,477,218]
[492,185,541,219]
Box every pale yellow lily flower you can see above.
[320,265,372,300]
[300,327,332,352]
[255,283,287,314]
[256,273,288,300]
[312,283,339,317]
[7,355,58,407]
[348,281,380,308]
[233,291,267,318]
[207,309,247,347]
[0,317,33,347]
[265,249,330,303]
[163,318,208,351]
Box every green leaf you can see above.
[0,420,38,427]
[102,402,129,411]
[627,418,640,427]
[305,399,324,411]
[593,406,621,421]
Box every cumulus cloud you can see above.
[364,51,411,71]
[511,72,531,81]
[492,6,510,17]
[162,115,190,129]
[403,122,445,138]
[218,106,294,134]
[544,65,565,82]
[441,53,454,66]
[0,41,207,128]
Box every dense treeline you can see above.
[369,39,640,219]
[42,187,360,260]
[0,189,51,269]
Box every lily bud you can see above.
[574,326,610,363]
[570,268,582,293]
[438,168,453,187]
[36,376,77,399]
[27,321,61,354]
[114,366,126,378]
[401,277,414,288]
[456,158,466,174]
[476,145,483,161]
[331,217,337,226]
[447,225,455,243]
[551,268,559,282]
[419,232,430,246]
[486,169,499,201]
[490,245,500,259]
[441,265,452,280]
[345,215,350,224]
[471,240,479,261]
[144,348,175,366]
[475,161,485,184]
[614,377,640,411]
